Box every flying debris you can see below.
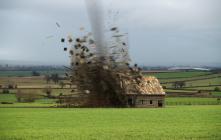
[112,34,124,38]
[110,27,117,31]
[68,38,73,43]
[65,73,69,77]
[61,38,65,43]
[88,39,95,44]
[63,66,73,70]
[56,0,165,107]
[69,50,74,55]
[56,22,61,28]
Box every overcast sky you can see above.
[0,0,220,66]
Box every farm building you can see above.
[125,76,165,108]
[126,94,165,108]
[60,14,165,108]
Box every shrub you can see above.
[42,86,52,98]
[59,81,65,89]
[8,84,14,89]
[16,90,39,103]
[214,87,220,92]
[2,89,10,94]
[32,71,40,76]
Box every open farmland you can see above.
[145,71,221,96]
[0,70,221,107]
[0,106,221,140]
[144,71,212,79]
[0,70,221,140]
[0,70,65,77]
[1,94,221,107]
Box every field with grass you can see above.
[1,94,221,107]
[0,106,221,140]
[0,70,221,140]
[145,71,221,96]
[145,71,212,79]
[0,70,65,77]
[166,97,221,105]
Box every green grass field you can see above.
[0,106,221,140]
[0,70,221,139]
[145,71,221,95]
[1,94,220,107]
[166,97,221,105]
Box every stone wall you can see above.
[127,95,165,108]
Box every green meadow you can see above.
[0,70,221,139]
[0,106,220,140]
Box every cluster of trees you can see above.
[32,71,40,76]
[0,83,17,94]
[44,74,60,84]
[44,74,67,88]
[42,86,52,97]
[214,87,220,92]
[172,81,186,89]
[16,90,40,102]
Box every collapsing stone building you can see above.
[60,26,165,108]
[59,0,165,107]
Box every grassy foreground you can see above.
[0,106,221,140]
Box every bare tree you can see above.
[16,90,39,102]
[59,81,65,89]
[51,74,59,84]
[44,74,51,84]
[42,86,52,98]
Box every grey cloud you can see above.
[0,0,220,66]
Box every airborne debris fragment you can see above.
[68,38,73,43]
[110,27,117,31]
[69,50,74,55]
[56,22,61,28]
[61,38,65,43]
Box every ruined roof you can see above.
[126,76,165,95]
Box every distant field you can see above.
[0,76,69,88]
[0,70,221,139]
[0,70,220,107]
[0,94,56,107]
[166,97,221,105]
[145,71,221,95]
[0,70,65,77]
[0,106,221,140]
[1,94,220,107]
[212,92,221,96]
[145,71,211,79]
